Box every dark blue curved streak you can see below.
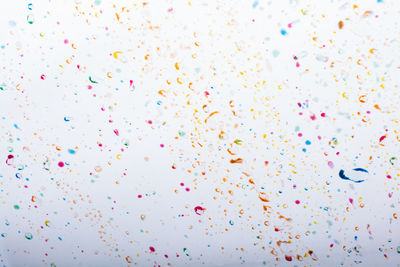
[339,169,365,183]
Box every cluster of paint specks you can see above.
[0,0,399,266]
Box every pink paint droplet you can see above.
[137,194,142,198]
[194,206,205,215]
[113,129,119,136]
[310,114,316,120]
[160,144,164,148]
[185,187,190,192]
[296,62,300,67]
[148,120,152,124]
[349,198,353,204]
[58,161,64,167]
[64,39,69,44]
[328,161,334,168]
[295,200,300,204]
[40,74,46,80]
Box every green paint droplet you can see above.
[25,232,33,240]
[14,205,20,210]
[27,14,34,24]
[94,0,102,5]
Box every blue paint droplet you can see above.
[280,29,287,35]
[68,149,76,154]
[302,148,306,152]
[305,140,311,145]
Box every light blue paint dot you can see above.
[272,50,280,57]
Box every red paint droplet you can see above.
[40,74,46,80]
[285,255,292,261]
[58,161,64,167]
[310,114,316,120]
[160,144,164,148]
[137,195,142,198]
[149,246,155,252]
[321,113,326,117]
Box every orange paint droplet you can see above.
[94,166,102,172]
[338,21,344,29]
[230,158,243,164]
